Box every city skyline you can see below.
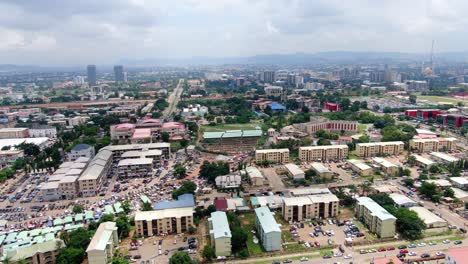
[1,0,468,65]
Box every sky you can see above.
[0,0,468,65]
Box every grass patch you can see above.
[283,243,306,253]
[252,253,320,264]
[319,248,334,256]
[418,96,466,104]
[423,229,453,238]
[282,231,296,243]
[348,150,359,160]
[358,124,368,133]
[202,123,261,132]
[240,213,265,256]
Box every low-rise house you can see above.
[409,207,447,228]
[215,174,242,189]
[283,163,305,181]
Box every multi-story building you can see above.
[446,246,468,264]
[0,150,24,169]
[68,116,90,127]
[356,142,404,157]
[102,142,171,159]
[202,130,262,154]
[215,174,242,189]
[120,149,162,167]
[355,197,396,238]
[0,128,29,139]
[409,138,457,152]
[4,239,65,264]
[294,117,358,134]
[255,148,290,164]
[113,65,125,82]
[406,80,428,91]
[372,157,399,176]
[87,65,97,86]
[135,194,195,236]
[264,85,283,97]
[86,222,119,264]
[78,149,113,197]
[255,207,282,251]
[68,144,95,161]
[299,145,348,162]
[262,71,276,84]
[29,125,57,138]
[310,162,333,179]
[348,159,373,176]
[209,211,232,257]
[118,158,153,178]
[243,166,265,186]
[110,123,136,142]
[282,193,339,223]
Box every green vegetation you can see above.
[199,161,230,184]
[228,212,251,257]
[419,95,466,104]
[57,228,92,264]
[172,181,197,199]
[239,213,264,256]
[169,251,193,264]
[174,164,187,179]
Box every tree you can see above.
[142,202,153,211]
[174,164,187,179]
[403,178,414,187]
[444,187,455,198]
[340,98,351,111]
[180,138,189,153]
[395,208,426,240]
[409,94,417,104]
[161,132,170,142]
[169,251,192,264]
[172,181,197,199]
[368,193,395,207]
[360,101,368,109]
[429,165,440,174]
[72,205,84,214]
[305,169,317,180]
[407,156,417,166]
[57,248,85,264]
[231,227,248,253]
[202,245,216,260]
[116,215,131,238]
[112,256,130,264]
[65,228,91,250]
[351,101,361,112]
[419,182,439,202]
[121,200,132,214]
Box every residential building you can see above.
[299,145,349,162]
[131,128,152,144]
[372,157,399,176]
[429,152,459,163]
[209,211,232,257]
[117,158,153,178]
[283,163,305,181]
[68,116,90,127]
[0,128,29,139]
[355,197,396,238]
[255,207,282,251]
[310,162,333,179]
[161,122,186,140]
[282,193,339,223]
[102,142,170,159]
[389,193,418,208]
[255,148,290,164]
[410,138,457,152]
[68,144,95,161]
[87,65,97,86]
[264,85,283,97]
[348,159,373,176]
[29,125,57,138]
[411,154,435,168]
[120,149,162,167]
[135,194,195,236]
[4,239,65,264]
[243,166,265,186]
[356,141,404,157]
[409,207,447,228]
[215,174,242,189]
[86,222,119,264]
[262,71,276,84]
[110,123,136,142]
[0,150,24,169]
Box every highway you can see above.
[163,79,184,118]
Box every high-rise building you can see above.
[114,65,125,82]
[263,71,275,84]
[87,65,97,86]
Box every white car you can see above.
[417,242,426,247]
[443,240,451,244]
[333,252,343,257]
[344,255,352,259]
[300,257,309,262]
[436,251,445,256]
[409,251,417,256]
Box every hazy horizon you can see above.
[1,0,468,65]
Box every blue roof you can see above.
[153,194,195,210]
[72,144,92,151]
[270,102,286,110]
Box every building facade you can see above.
[209,211,232,257]
[86,222,119,264]
[255,148,290,164]
[409,138,457,152]
[299,145,348,161]
[356,142,404,157]
[282,193,339,223]
[355,197,396,238]
[255,207,282,251]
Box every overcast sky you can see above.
[1,0,467,65]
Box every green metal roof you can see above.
[5,232,17,243]
[17,231,29,240]
[85,210,94,220]
[105,205,115,215]
[53,218,62,226]
[75,213,84,222]
[63,216,73,224]
[33,236,45,243]
[29,229,41,237]
[114,202,123,214]
[242,130,263,137]
[44,233,55,241]
[222,131,243,138]
[203,132,224,139]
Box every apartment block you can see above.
[209,211,232,257]
[294,117,358,134]
[372,157,399,176]
[264,85,283,97]
[4,239,64,264]
[78,149,113,197]
[86,222,119,264]
[135,194,195,236]
[117,158,153,178]
[348,159,373,176]
[299,145,348,162]
[409,138,457,153]
[255,148,290,164]
[356,141,404,157]
[282,193,339,223]
[0,128,29,139]
[255,207,282,251]
[355,197,396,238]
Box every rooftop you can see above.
[72,143,93,151]
[311,162,331,174]
[118,158,153,166]
[409,207,446,225]
[209,211,232,239]
[447,246,468,264]
[300,145,348,150]
[372,157,398,168]
[430,152,459,163]
[135,207,194,221]
[86,222,117,252]
[356,197,396,221]
[255,207,281,233]
[389,193,417,206]
[132,128,151,139]
[256,148,289,154]
[153,194,195,210]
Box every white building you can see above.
[284,163,305,181]
[449,177,468,190]
[389,193,418,208]
[29,126,57,138]
[68,144,95,161]
[215,174,242,189]
[255,207,282,251]
[409,207,447,228]
[209,211,232,257]
[86,222,119,264]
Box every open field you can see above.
[418,95,467,104]
[202,123,261,132]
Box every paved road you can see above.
[163,79,184,118]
